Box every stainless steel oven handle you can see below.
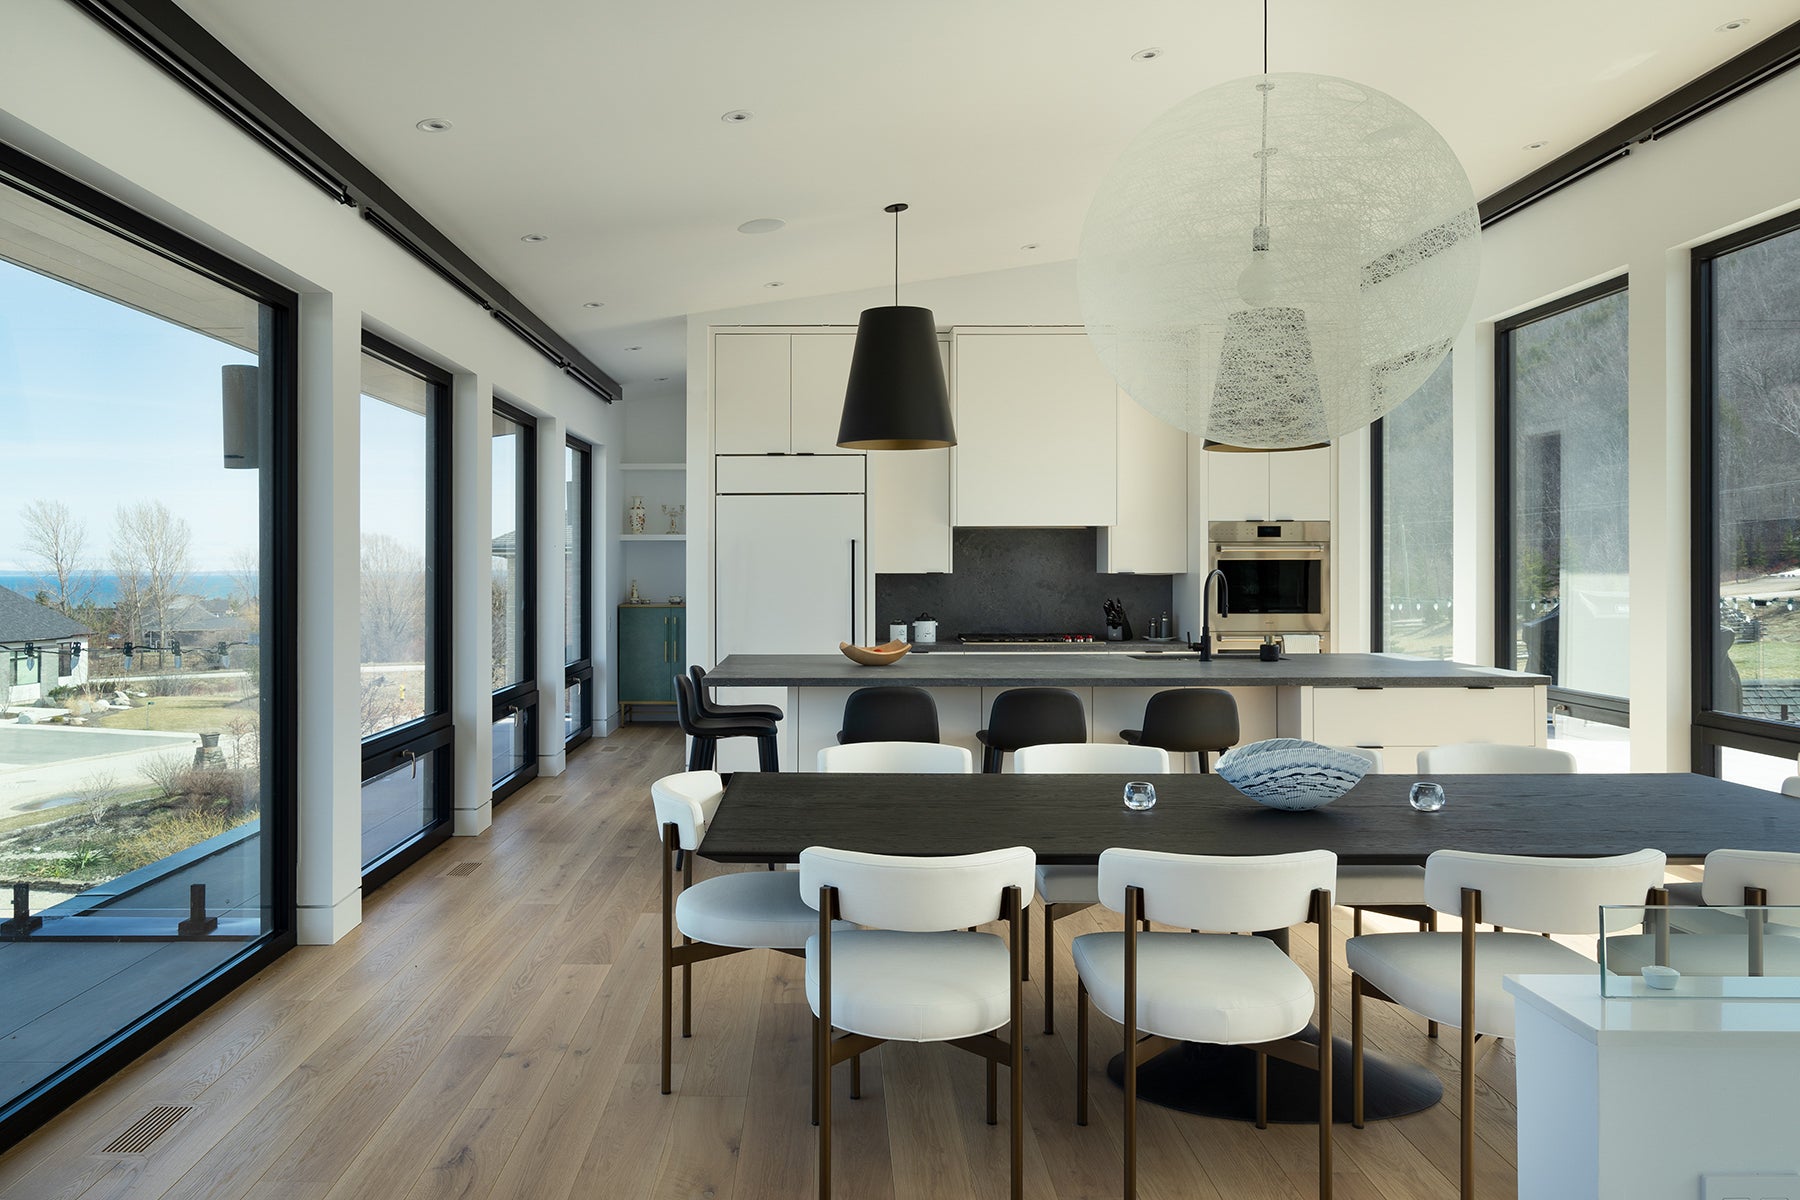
[1213,544,1328,554]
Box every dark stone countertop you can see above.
[705,652,1547,689]
[908,639,1185,653]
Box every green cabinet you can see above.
[619,604,685,720]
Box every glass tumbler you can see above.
[1123,781,1157,812]
[1409,782,1446,812]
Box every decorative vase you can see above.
[628,496,646,534]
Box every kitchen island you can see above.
[704,652,1548,773]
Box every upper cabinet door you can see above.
[869,338,953,573]
[1102,389,1188,573]
[714,333,791,454]
[951,330,1119,527]
[1267,446,1333,521]
[789,333,857,453]
[1204,451,1272,523]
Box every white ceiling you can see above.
[178,0,1800,391]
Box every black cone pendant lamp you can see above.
[836,203,956,450]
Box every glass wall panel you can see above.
[1720,746,1800,793]
[359,361,436,736]
[0,162,288,1128]
[492,706,533,786]
[1377,357,1454,657]
[491,411,528,691]
[1501,285,1631,706]
[1708,227,1800,732]
[565,443,585,666]
[358,344,450,872]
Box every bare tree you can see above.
[78,768,125,827]
[112,501,193,651]
[20,499,92,616]
[360,533,426,664]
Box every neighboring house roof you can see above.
[0,584,89,642]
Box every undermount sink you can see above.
[1128,650,1282,661]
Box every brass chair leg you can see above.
[681,937,693,1039]
[1353,907,1363,937]
[1428,1019,1440,1039]
[661,953,673,1095]
[810,1016,820,1127]
[987,1059,998,1126]
[1350,973,1365,1129]
[850,1052,861,1100]
[818,1021,832,1200]
[1255,1049,1268,1129]
[1043,905,1058,1034]
[1076,978,1089,1125]
[1020,903,1030,982]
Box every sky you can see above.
[0,256,260,573]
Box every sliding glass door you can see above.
[491,402,538,799]
[564,438,593,750]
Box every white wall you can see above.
[1434,64,1800,772]
[0,2,624,941]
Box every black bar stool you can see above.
[689,664,785,722]
[675,674,779,771]
[1121,688,1239,772]
[837,686,939,744]
[976,687,1087,774]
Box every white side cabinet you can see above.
[951,328,1118,527]
[1100,390,1187,573]
[1204,447,1333,522]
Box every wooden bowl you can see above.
[839,640,911,666]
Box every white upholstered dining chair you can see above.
[1347,847,1665,1200]
[652,770,829,1096]
[1416,742,1577,774]
[1073,848,1338,1200]
[816,740,973,773]
[1013,741,1171,1034]
[801,845,1034,1200]
[1324,746,1435,936]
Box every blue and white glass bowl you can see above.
[1215,738,1372,811]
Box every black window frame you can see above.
[1690,207,1800,774]
[0,139,299,1151]
[1494,275,1633,727]
[490,396,539,801]
[358,333,456,889]
[564,435,595,752]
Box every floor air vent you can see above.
[102,1105,191,1154]
[447,862,482,877]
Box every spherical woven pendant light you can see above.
[1078,72,1480,448]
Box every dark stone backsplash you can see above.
[876,528,1177,639]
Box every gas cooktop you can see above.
[957,633,1098,644]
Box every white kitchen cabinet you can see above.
[789,332,857,453]
[951,329,1118,527]
[1203,447,1333,522]
[1267,447,1333,521]
[868,338,953,574]
[1099,390,1187,573]
[713,333,791,454]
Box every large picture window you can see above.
[491,401,537,799]
[359,339,452,883]
[564,437,593,750]
[1496,280,1631,727]
[1372,357,1454,657]
[1693,210,1800,780]
[0,146,295,1141]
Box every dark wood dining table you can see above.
[700,769,1800,1125]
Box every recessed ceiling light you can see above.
[520,233,549,243]
[415,117,453,133]
[582,301,604,309]
[1131,47,1162,62]
[1523,140,1549,150]
[1717,17,1750,31]
[763,281,785,288]
[737,218,786,234]
[721,109,754,123]
[1020,243,1041,251]
[626,345,643,351]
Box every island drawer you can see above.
[1304,686,1541,752]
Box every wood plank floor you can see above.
[0,724,1610,1200]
